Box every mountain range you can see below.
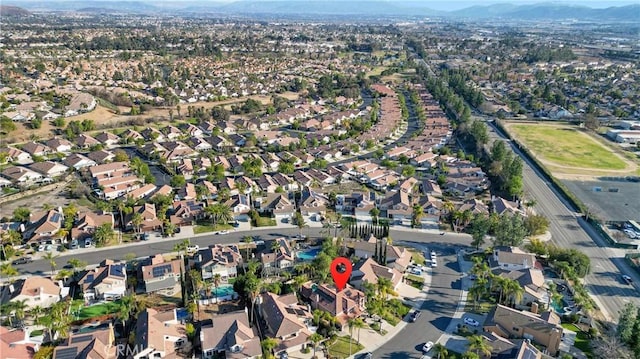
[5,1,640,21]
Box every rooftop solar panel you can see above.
[152,264,173,278]
[51,213,61,223]
[54,347,78,359]
[73,334,93,343]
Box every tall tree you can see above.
[467,335,492,358]
[43,252,58,275]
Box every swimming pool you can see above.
[213,284,236,298]
[551,299,571,314]
[297,247,321,261]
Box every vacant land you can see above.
[507,123,636,177]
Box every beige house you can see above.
[300,282,365,328]
[258,292,313,355]
[483,304,563,356]
[351,257,403,291]
[1,277,61,310]
[53,325,116,359]
[78,260,126,301]
[134,308,187,359]
[200,310,262,359]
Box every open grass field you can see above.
[506,122,636,176]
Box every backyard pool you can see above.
[212,284,236,298]
[297,247,321,261]
[551,299,572,315]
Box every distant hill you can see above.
[7,1,640,22]
[451,3,640,21]
[0,5,31,16]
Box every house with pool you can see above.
[191,244,243,281]
[261,238,295,276]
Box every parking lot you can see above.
[562,178,640,222]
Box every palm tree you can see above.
[1,229,22,260]
[411,204,424,228]
[309,333,324,358]
[43,252,58,275]
[118,294,136,333]
[462,352,480,359]
[506,279,524,307]
[242,235,253,263]
[270,240,281,277]
[369,207,380,225]
[376,277,393,300]
[245,275,262,324]
[30,305,43,326]
[0,302,15,327]
[66,258,87,275]
[131,212,143,234]
[353,317,365,345]
[348,318,355,356]
[467,335,492,358]
[94,223,115,247]
[293,211,307,240]
[174,239,190,258]
[433,343,448,359]
[0,262,18,283]
[212,273,222,301]
[55,269,73,282]
[12,299,27,327]
[261,338,278,357]
[205,202,233,227]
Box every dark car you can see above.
[411,310,421,322]
[12,256,33,265]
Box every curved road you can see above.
[488,121,640,322]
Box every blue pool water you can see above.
[297,247,321,261]
[551,299,568,314]
[213,284,235,298]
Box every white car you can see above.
[431,260,437,268]
[422,341,434,352]
[217,230,229,235]
[464,317,480,327]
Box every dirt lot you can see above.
[0,182,93,219]
[6,92,301,144]
[197,299,245,320]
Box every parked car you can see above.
[422,341,434,352]
[411,310,421,322]
[431,260,437,268]
[464,317,480,327]
[12,256,33,265]
[216,230,229,235]
[622,274,633,284]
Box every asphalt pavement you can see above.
[488,121,640,322]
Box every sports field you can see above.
[507,123,632,174]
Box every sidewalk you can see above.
[349,268,433,357]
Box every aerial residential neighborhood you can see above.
[0,1,639,359]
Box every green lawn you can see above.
[509,124,627,170]
[464,293,496,314]
[73,300,122,320]
[327,336,364,359]
[254,216,276,227]
[194,223,232,234]
[405,274,425,289]
[561,323,592,354]
[410,249,426,265]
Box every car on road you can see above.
[216,230,229,235]
[357,352,372,359]
[12,256,33,265]
[622,274,633,284]
[464,317,480,327]
[422,341,434,352]
[253,237,265,246]
[411,310,421,322]
[431,260,437,268]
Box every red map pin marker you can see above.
[330,257,352,292]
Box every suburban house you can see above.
[258,292,313,354]
[45,138,74,153]
[192,244,242,281]
[0,326,37,359]
[134,308,188,359]
[379,190,413,226]
[1,166,43,185]
[0,147,32,164]
[126,203,163,233]
[300,282,365,328]
[482,332,543,359]
[255,194,295,223]
[75,134,100,149]
[52,325,116,359]
[21,142,51,157]
[492,247,538,271]
[353,235,412,272]
[1,277,61,310]
[483,304,563,356]
[351,257,403,291]
[70,211,114,247]
[22,209,63,245]
[299,189,327,219]
[138,255,183,294]
[492,196,525,216]
[28,161,69,178]
[224,194,251,221]
[500,268,549,308]
[200,309,262,359]
[94,132,121,148]
[78,259,127,302]
[261,238,295,275]
[169,200,206,227]
[62,153,96,170]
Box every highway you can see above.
[488,121,640,322]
